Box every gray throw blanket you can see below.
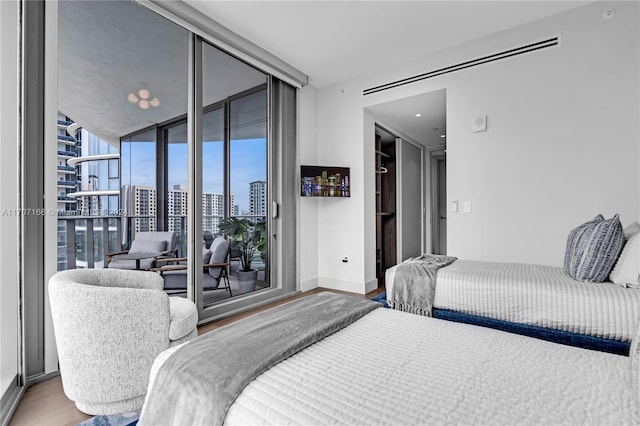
[138,292,380,426]
[388,254,457,316]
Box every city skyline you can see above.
[121,138,267,214]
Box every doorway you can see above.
[430,150,447,255]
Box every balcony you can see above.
[57,134,76,143]
[57,195,76,202]
[57,214,122,269]
[57,165,76,172]
[57,180,78,188]
[57,150,78,158]
[57,119,74,126]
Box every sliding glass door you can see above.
[200,41,269,308]
[53,0,293,326]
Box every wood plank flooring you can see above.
[9,287,384,426]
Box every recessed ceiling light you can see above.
[441,134,446,138]
[415,113,422,117]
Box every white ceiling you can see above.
[184,1,593,88]
[59,0,266,144]
[367,89,447,146]
[184,0,592,147]
[59,1,593,147]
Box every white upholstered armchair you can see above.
[48,268,198,415]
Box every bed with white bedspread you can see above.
[139,293,640,426]
[385,216,640,354]
[386,259,640,354]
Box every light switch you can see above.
[452,200,458,213]
[463,201,472,213]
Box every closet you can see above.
[375,130,396,286]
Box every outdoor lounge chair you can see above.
[106,231,178,270]
[154,236,232,296]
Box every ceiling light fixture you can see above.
[127,88,160,110]
[415,113,422,117]
[441,134,446,138]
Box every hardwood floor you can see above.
[8,287,384,425]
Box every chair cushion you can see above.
[203,246,212,265]
[129,239,166,254]
[207,237,229,281]
[168,297,198,341]
[564,214,624,282]
[108,258,155,270]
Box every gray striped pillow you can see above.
[564,214,624,282]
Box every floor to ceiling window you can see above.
[12,0,300,399]
[55,0,277,314]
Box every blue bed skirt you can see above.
[372,292,629,356]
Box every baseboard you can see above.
[364,278,378,294]
[1,375,25,426]
[317,277,366,294]
[26,370,59,387]
[299,277,318,292]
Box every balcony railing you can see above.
[57,214,267,272]
[57,150,78,157]
[57,180,78,187]
[57,165,76,172]
[57,134,76,143]
[57,119,74,126]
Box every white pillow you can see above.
[129,239,167,254]
[609,232,640,288]
[624,221,640,239]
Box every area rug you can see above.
[78,411,139,426]
[371,291,388,307]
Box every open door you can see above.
[396,137,423,261]
[430,150,447,255]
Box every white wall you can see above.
[445,2,639,266]
[0,0,21,399]
[298,85,320,291]
[303,0,639,291]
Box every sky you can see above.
[121,138,266,213]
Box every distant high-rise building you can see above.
[203,192,224,236]
[168,185,188,233]
[168,185,233,236]
[249,180,266,218]
[122,184,157,233]
[56,113,79,214]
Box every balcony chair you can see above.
[48,268,198,415]
[154,236,232,296]
[106,231,177,270]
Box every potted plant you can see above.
[219,217,266,293]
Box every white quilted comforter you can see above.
[387,259,640,342]
[222,308,638,425]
